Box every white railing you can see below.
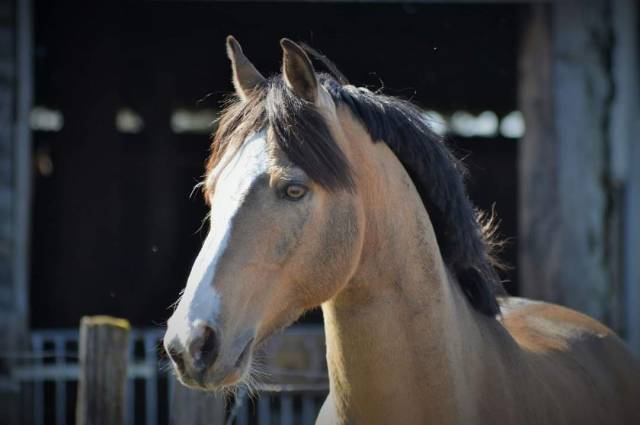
[12,326,328,425]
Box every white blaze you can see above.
[167,131,269,344]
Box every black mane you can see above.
[321,76,502,316]
[208,68,502,317]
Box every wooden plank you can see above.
[13,362,154,381]
[75,316,131,425]
[611,0,640,355]
[33,334,44,425]
[518,1,625,327]
[13,0,32,326]
[126,339,135,425]
[518,3,558,303]
[54,334,66,425]
[258,395,271,425]
[143,334,158,425]
[301,395,316,425]
[279,394,293,425]
[169,377,225,425]
[0,0,31,421]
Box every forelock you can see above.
[205,75,354,203]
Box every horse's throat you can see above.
[318,143,486,422]
[321,270,474,423]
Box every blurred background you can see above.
[0,0,638,424]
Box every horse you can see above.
[163,36,640,424]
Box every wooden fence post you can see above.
[76,316,130,425]
[170,377,226,425]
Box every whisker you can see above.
[194,212,211,236]
[189,180,206,200]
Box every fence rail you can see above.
[12,324,328,425]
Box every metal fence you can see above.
[12,326,328,425]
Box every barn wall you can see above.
[0,2,15,308]
[612,0,640,355]
[519,0,640,353]
[0,0,31,421]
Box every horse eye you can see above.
[284,184,307,200]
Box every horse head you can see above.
[164,37,365,390]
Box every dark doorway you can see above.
[31,1,519,328]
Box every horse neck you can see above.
[321,140,506,423]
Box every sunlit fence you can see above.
[12,324,328,425]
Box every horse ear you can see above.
[226,35,266,100]
[280,38,317,102]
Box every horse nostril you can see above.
[188,325,220,372]
[165,339,186,373]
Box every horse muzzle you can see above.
[164,320,255,389]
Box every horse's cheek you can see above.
[304,200,361,304]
